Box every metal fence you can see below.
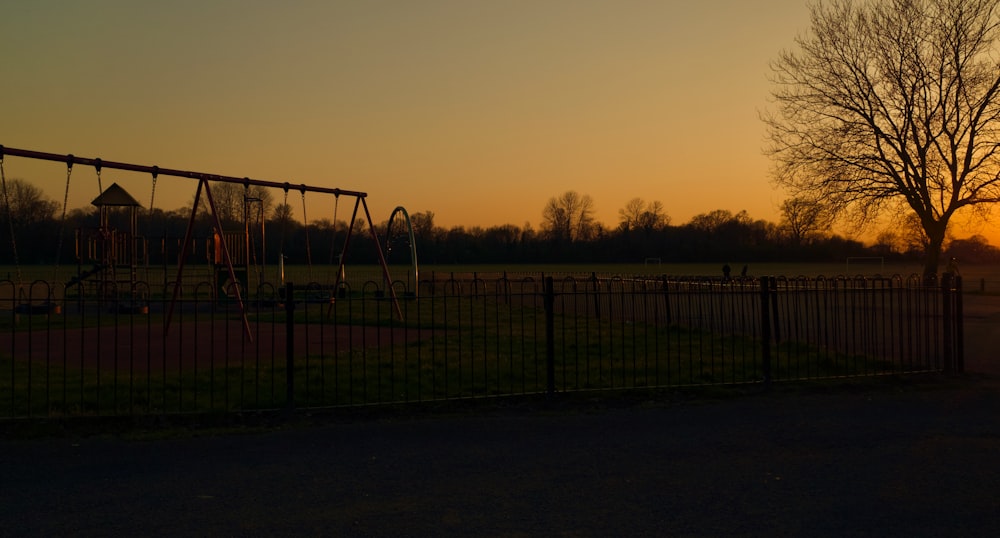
[0,273,963,419]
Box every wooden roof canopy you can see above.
[91,182,142,207]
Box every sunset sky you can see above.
[3,0,997,244]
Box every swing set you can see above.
[0,145,403,340]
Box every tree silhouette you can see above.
[779,196,832,246]
[0,177,59,230]
[542,191,596,242]
[198,182,273,227]
[765,0,1000,279]
[688,209,738,233]
[619,198,669,233]
[946,234,1000,262]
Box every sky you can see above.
[2,0,996,244]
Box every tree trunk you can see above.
[922,222,947,282]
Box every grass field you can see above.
[4,260,1000,299]
[4,260,997,279]
[1,289,904,417]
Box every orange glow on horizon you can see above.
[2,1,997,249]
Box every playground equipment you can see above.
[0,145,403,341]
[0,149,78,314]
[383,206,419,298]
[71,182,149,310]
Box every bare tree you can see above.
[946,234,1000,262]
[619,198,670,233]
[542,191,595,242]
[0,177,59,229]
[408,211,437,243]
[872,230,903,256]
[779,196,833,245]
[272,203,294,229]
[198,182,274,226]
[618,198,645,232]
[764,0,1000,278]
[688,209,735,233]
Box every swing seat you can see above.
[14,283,64,316]
[115,301,149,315]
[304,290,333,304]
[15,303,60,315]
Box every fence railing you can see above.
[0,273,962,419]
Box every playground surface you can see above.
[0,295,998,536]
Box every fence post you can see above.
[759,276,772,385]
[285,281,295,410]
[956,276,964,373]
[661,276,671,325]
[544,276,556,395]
[941,273,954,374]
[591,272,601,319]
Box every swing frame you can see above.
[0,145,403,341]
[0,149,75,315]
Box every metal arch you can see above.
[384,206,419,298]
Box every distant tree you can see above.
[66,206,97,228]
[946,234,1000,263]
[779,197,832,245]
[542,191,595,242]
[408,211,437,245]
[618,198,644,232]
[312,218,334,232]
[688,209,735,233]
[872,230,903,257]
[351,217,367,235]
[765,0,1000,279]
[484,224,521,249]
[199,182,273,226]
[0,178,60,264]
[619,198,669,233]
[272,203,294,228]
[0,177,59,229]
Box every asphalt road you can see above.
[2,375,999,537]
[2,295,998,537]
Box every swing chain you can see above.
[329,193,340,266]
[51,158,74,281]
[95,157,103,194]
[279,185,289,264]
[301,187,313,280]
[150,166,159,213]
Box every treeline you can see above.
[2,181,999,270]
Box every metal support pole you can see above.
[544,276,556,395]
[942,272,954,374]
[361,198,403,320]
[955,276,964,373]
[202,181,254,343]
[164,179,204,336]
[285,281,295,411]
[759,276,773,386]
[0,146,364,198]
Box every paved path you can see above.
[961,294,1000,375]
[1,295,998,537]
[2,375,999,537]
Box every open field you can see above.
[0,268,970,418]
[328,262,1000,295]
[5,261,1000,287]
